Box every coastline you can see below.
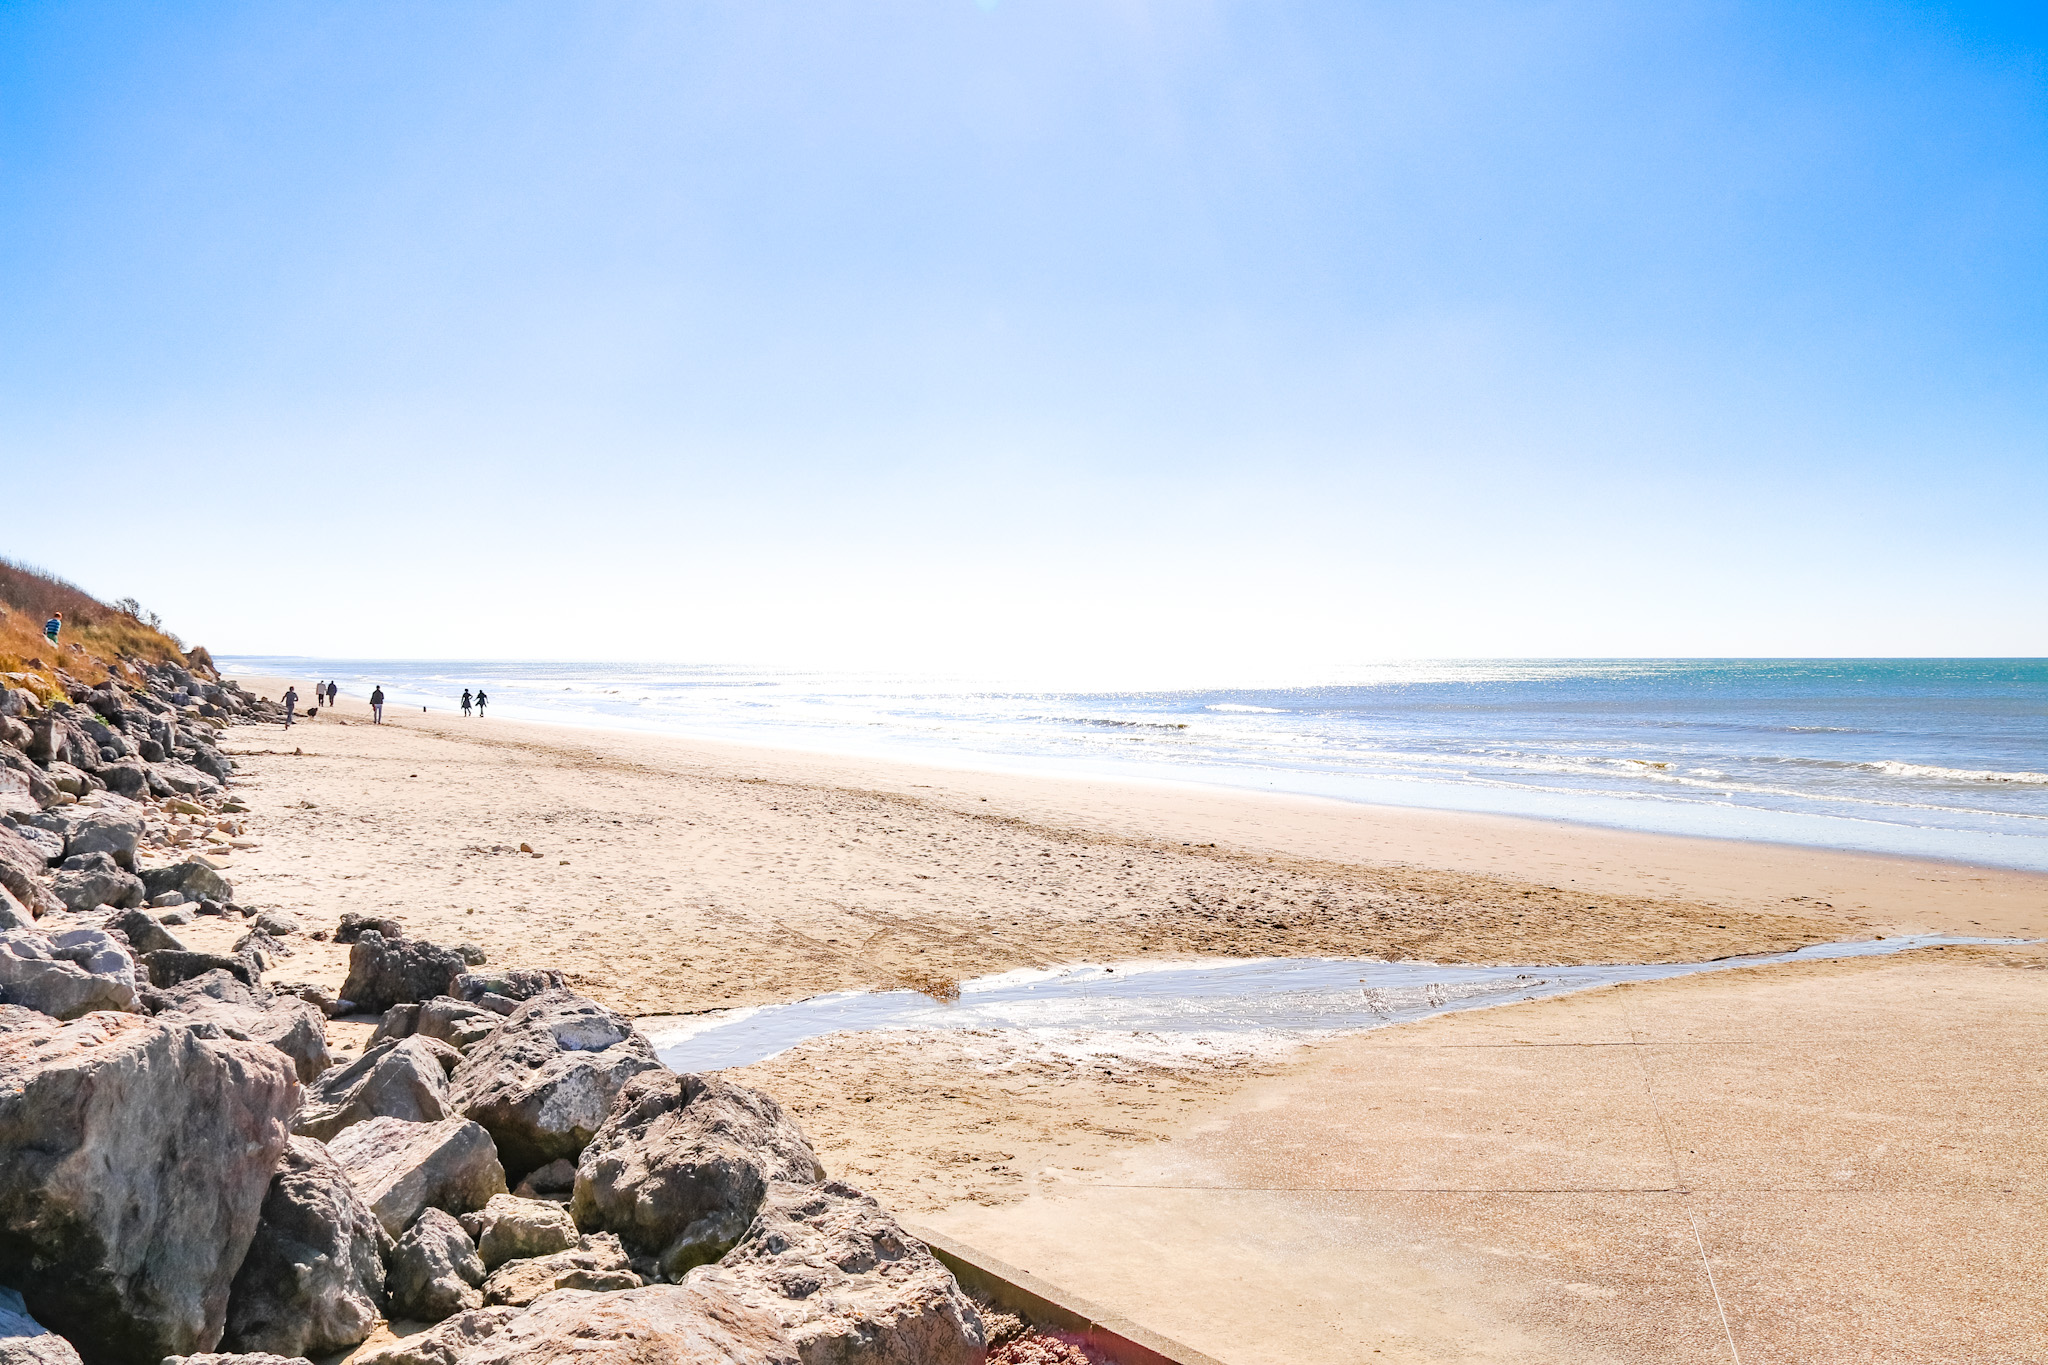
[71,667,2048,1362]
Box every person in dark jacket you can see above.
[474,689,488,717]
[461,688,473,717]
[370,686,386,725]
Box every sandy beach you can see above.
[207,680,2046,1362]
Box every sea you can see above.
[218,658,2048,873]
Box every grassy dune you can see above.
[0,556,204,697]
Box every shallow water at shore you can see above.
[649,935,2022,1072]
[222,657,2048,870]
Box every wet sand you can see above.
[210,680,2046,1362]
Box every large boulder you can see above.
[164,1355,312,1365]
[327,1116,508,1239]
[0,885,32,932]
[463,1195,578,1272]
[419,997,501,1051]
[0,1008,298,1365]
[0,1286,84,1365]
[0,826,62,918]
[293,1035,459,1141]
[221,1138,389,1359]
[144,973,330,1083]
[688,1182,985,1365]
[477,1235,640,1308]
[451,971,566,1014]
[61,812,143,872]
[0,930,138,1020]
[386,1208,486,1323]
[446,990,661,1182]
[141,951,257,990]
[108,908,186,955]
[139,861,232,908]
[572,1071,824,1278]
[50,855,143,914]
[349,1309,519,1365]
[341,932,466,1016]
[458,1287,795,1365]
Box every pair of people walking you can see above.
[460,688,489,718]
[285,681,343,726]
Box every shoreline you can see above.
[235,673,2048,966]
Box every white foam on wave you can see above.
[1862,760,2048,785]
[1207,703,1288,713]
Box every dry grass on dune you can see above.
[0,555,195,693]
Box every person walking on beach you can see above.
[461,688,472,717]
[42,611,60,646]
[282,685,299,728]
[474,689,488,718]
[326,681,338,707]
[370,686,386,725]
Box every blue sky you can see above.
[1,1,2042,672]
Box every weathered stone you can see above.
[61,812,143,871]
[478,1235,640,1307]
[139,861,231,908]
[251,912,298,937]
[512,1158,576,1200]
[0,826,62,918]
[687,1182,985,1365]
[144,972,332,1083]
[221,1138,389,1359]
[0,1008,298,1365]
[327,1116,508,1238]
[464,1195,579,1272]
[163,1354,313,1365]
[51,855,144,914]
[333,914,404,944]
[459,1287,794,1365]
[0,885,32,932]
[0,930,139,1019]
[141,950,257,989]
[348,1309,518,1365]
[229,931,289,974]
[340,932,465,1016]
[385,1208,486,1324]
[451,970,564,1007]
[573,1070,824,1279]
[368,1002,421,1045]
[447,990,661,1182]
[0,1286,84,1365]
[294,1035,459,1141]
[94,763,149,801]
[455,943,487,966]
[416,998,500,1051]
[147,764,220,798]
[108,907,186,955]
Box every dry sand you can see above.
[207,680,2046,1363]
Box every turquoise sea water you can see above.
[220,658,2048,872]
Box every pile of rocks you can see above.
[0,667,992,1365]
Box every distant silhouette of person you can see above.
[327,681,338,707]
[370,686,386,725]
[43,612,60,645]
[461,688,473,717]
[474,689,488,717]
[282,686,299,728]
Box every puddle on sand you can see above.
[650,935,2024,1074]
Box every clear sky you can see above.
[1,1,2042,674]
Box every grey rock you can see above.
[142,950,258,989]
[145,972,331,1083]
[252,912,298,937]
[0,1285,84,1365]
[333,914,404,944]
[6,823,64,867]
[0,1007,298,1365]
[687,1181,985,1365]
[293,1035,460,1141]
[479,1234,640,1307]
[458,1287,793,1365]
[465,1195,579,1272]
[416,997,500,1052]
[340,932,465,1016]
[0,885,32,932]
[386,1209,486,1324]
[348,1309,518,1365]
[456,943,487,966]
[95,762,148,800]
[221,1138,390,1359]
[140,862,232,907]
[0,826,62,918]
[110,908,188,955]
[229,930,289,974]
[451,970,565,1007]
[368,1002,421,1045]
[0,930,139,1019]
[447,990,662,1182]
[573,1070,824,1279]
[148,891,187,909]
[147,764,220,798]
[327,1116,509,1238]
[164,1354,313,1365]
[512,1158,576,1199]
[51,856,144,914]
[61,812,143,871]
